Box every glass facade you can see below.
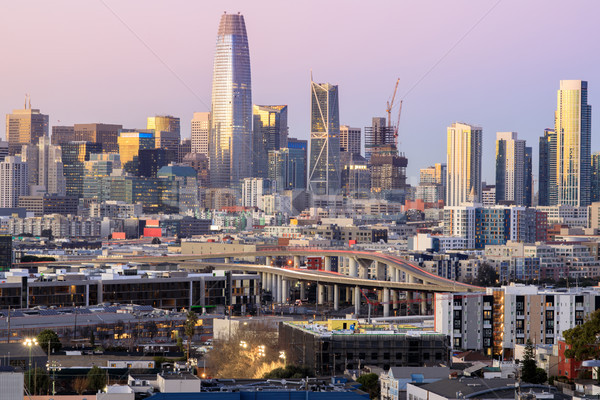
[117,130,155,176]
[0,235,12,271]
[446,123,482,206]
[62,141,102,198]
[308,81,340,196]
[253,105,288,179]
[210,13,252,190]
[555,80,592,206]
[538,128,557,206]
[287,138,307,189]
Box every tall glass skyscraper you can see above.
[538,128,556,206]
[308,81,340,196]
[253,105,288,179]
[209,13,252,190]
[555,80,592,206]
[446,122,482,207]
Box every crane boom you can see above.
[386,78,400,128]
[395,100,403,147]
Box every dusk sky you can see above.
[1,0,598,185]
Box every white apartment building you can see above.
[0,156,28,208]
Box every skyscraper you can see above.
[6,105,49,155]
[191,112,210,157]
[209,12,252,190]
[538,128,556,206]
[524,146,533,207]
[0,156,28,207]
[62,142,102,198]
[495,132,526,205]
[73,123,123,153]
[147,116,181,158]
[592,152,600,203]
[364,117,394,162]
[555,80,592,206]
[253,105,288,179]
[117,130,155,176]
[308,81,341,196]
[287,137,308,190]
[446,122,482,206]
[21,136,66,196]
[339,125,361,156]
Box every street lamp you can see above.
[279,350,286,365]
[258,345,266,358]
[46,360,62,396]
[239,341,248,349]
[23,338,38,392]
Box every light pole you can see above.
[46,360,62,396]
[23,338,38,393]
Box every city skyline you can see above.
[0,1,598,184]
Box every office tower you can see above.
[308,81,341,196]
[178,139,191,163]
[191,112,210,157]
[0,141,8,162]
[417,163,446,204]
[253,105,288,178]
[495,132,526,205]
[0,156,28,207]
[21,136,66,196]
[73,123,123,153]
[538,128,556,206]
[369,145,408,194]
[138,148,173,178]
[0,235,11,271]
[341,152,370,198]
[268,149,290,192]
[446,122,482,206]
[209,13,252,190]
[118,130,155,175]
[592,153,600,203]
[555,80,592,206]
[340,125,361,156]
[83,153,120,199]
[147,115,181,158]
[287,137,307,190]
[364,117,394,161]
[62,142,102,198]
[157,165,199,213]
[182,153,210,188]
[6,104,49,155]
[51,125,75,145]
[524,146,533,207]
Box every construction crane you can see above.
[394,100,403,148]
[386,78,400,128]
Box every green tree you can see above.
[564,309,600,361]
[520,339,547,384]
[37,329,62,354]
[475,263,499,287]
[25,368,50,395]
[356,373,380,399]
[184,310,199,360]
[176,336,185,353]
[263,365,314,379]
[87,366,106,392]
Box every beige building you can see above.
[446,122,482,206]
[5,105,48,155]
[191,112,210,157]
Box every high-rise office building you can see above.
[182,153,210,188]
[0,156,28,207]
[555,80,592,207]
[592,152,600,203]
[21,136,66,196]
[147,115,181,157]
[0,235,11,271]
[287,137,307,190]
[364,117,394,162]
[308,81,341,196]
[6,105,49,155]
[83,153,120,199]
[51,125,75,146]
[253,105,288,179]
[446,122,482,206]
[341,152,370,198]
[118,130,155,176]
[524,146,533,207]
[191,112,210,157]
[495,132,527,205]
[369,144,408,194]
[538,128,556,206]
[62,142,102,198]
[209,13,252,190]
[268,148,290,192]
[340,125,361,156]
[138,148,173,178]
[0,141,8,162]
[178,139,192,163]
[73,123,123,153]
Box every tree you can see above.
[176,336,185,353]
[73,377,88,395]
[86,366,107,393]
[356,373,380,399]
[37,329,62,354]
[520,339,546,384]
[152,237,161,245]
[263,365,314,379]
[475,263,499,287]
[25,368,50,395]
[184,310,199,360]
[564,309,600,361]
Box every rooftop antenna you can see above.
[24,94,27,109]
[28,95,31,110]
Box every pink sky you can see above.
[1,0,598,184]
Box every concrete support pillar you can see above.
[395,269,401,282]
[299,282,305,300]
[282,280,289,304]
[293,255,301,268]
[360,261,369,279]
[346,287,351,303]
[406,291,413,315]
[383,288,390,317]
[392,290,399,311]
[327,285,334,302]
[277,275,283,303]
[270,274,276,301]
[224,257,231,263]
[349,258,358,277]
[376,262,386,281]
[354,286,361,315]
[317,284,325,305]
[351,287,356,305]
[266,256,273,266]
[334,284,339,311]
[324,256,332,271]
[420,292,427,315]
